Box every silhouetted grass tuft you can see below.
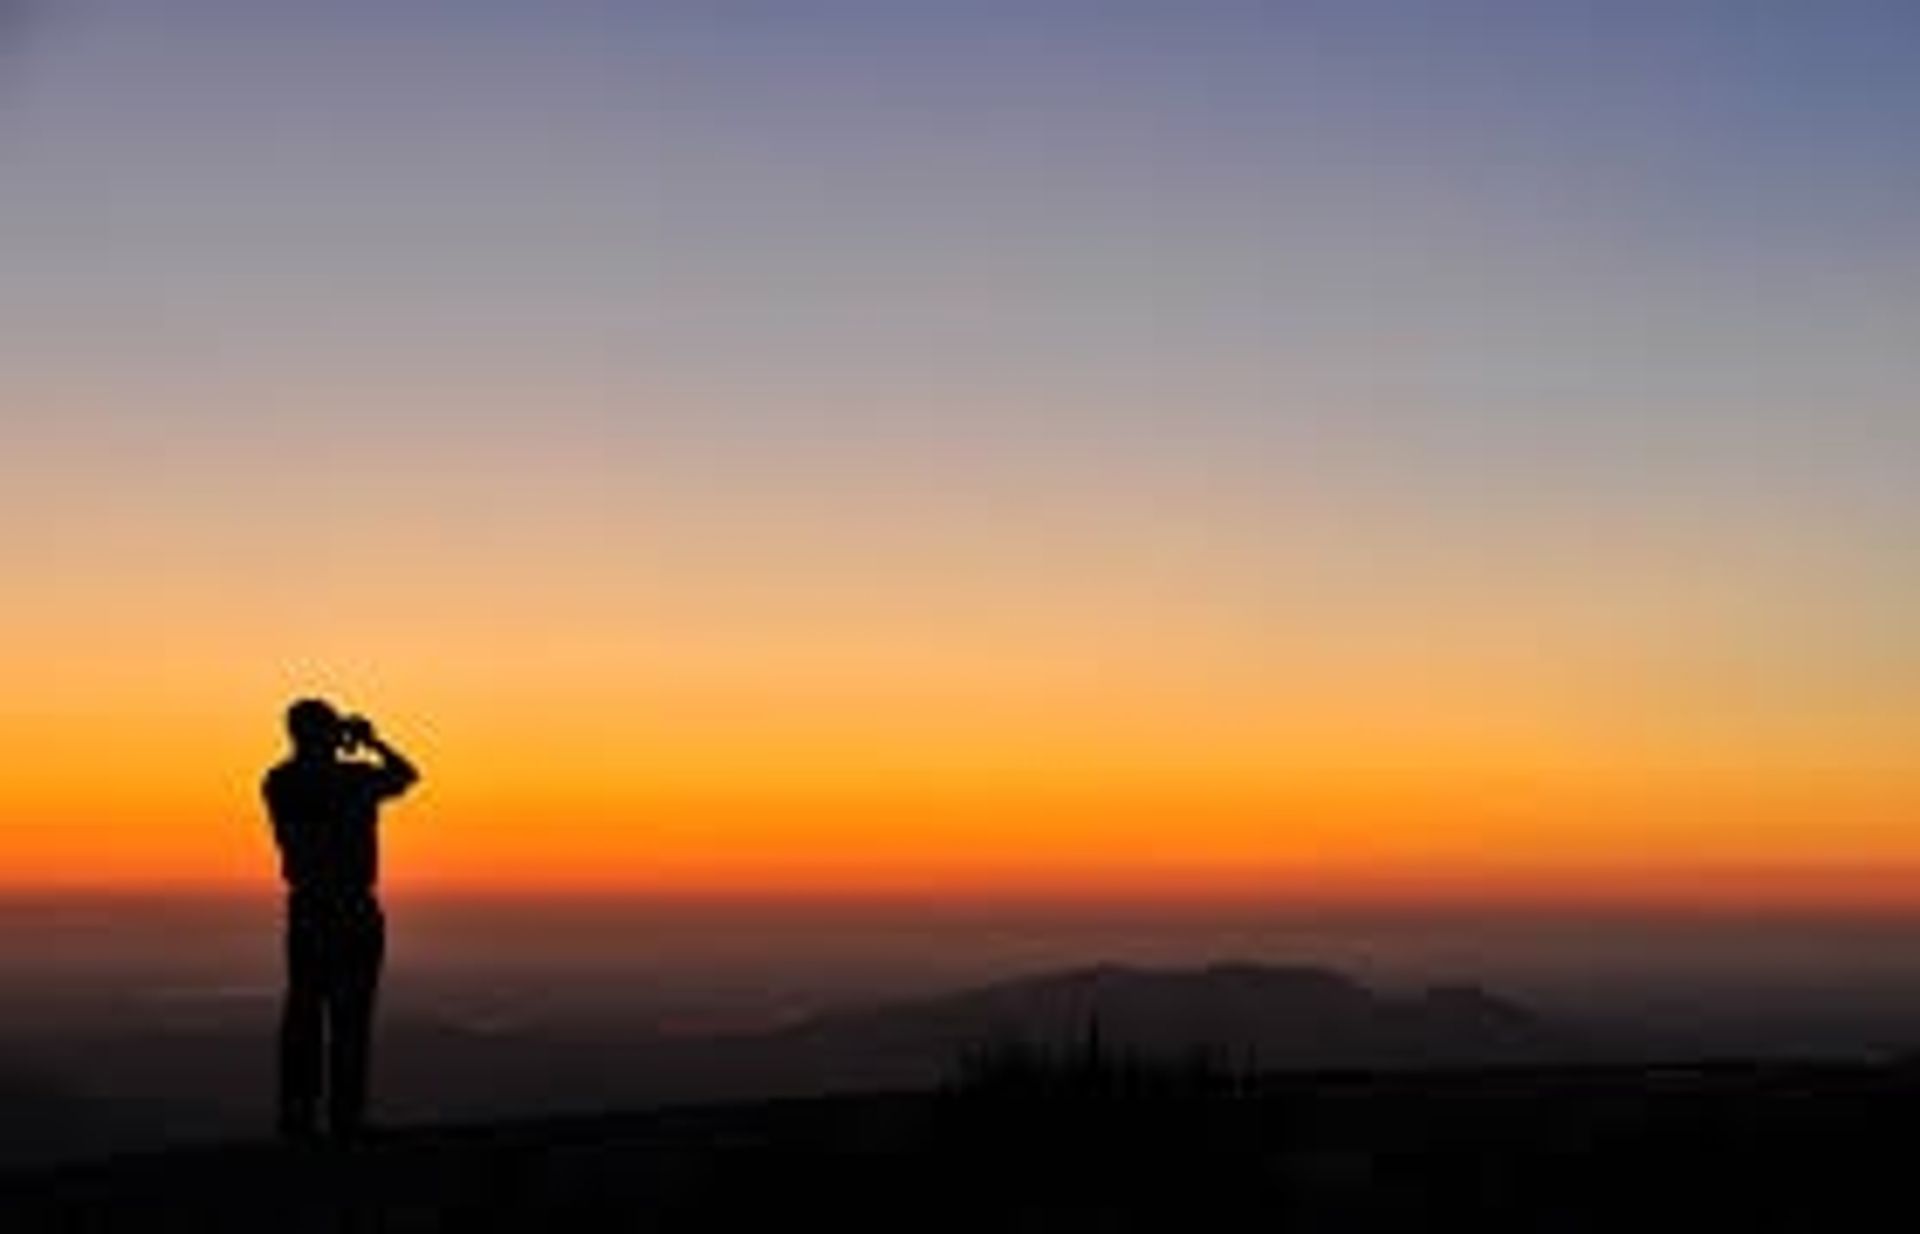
[931,1019,1287,1224]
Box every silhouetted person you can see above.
[263,698,418,1142]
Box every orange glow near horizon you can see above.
[3,487,1916,911]
[3,604,1913,911]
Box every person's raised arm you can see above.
[346,717,419,799]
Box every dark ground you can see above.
[6,1060,1920,1231]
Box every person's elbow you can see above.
[384,764,421,798]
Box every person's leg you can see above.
[327,903,385,1140]
[278,903,324,1139]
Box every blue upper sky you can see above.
[3,0,1916,648]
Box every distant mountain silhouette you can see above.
[749,962,1581,1086]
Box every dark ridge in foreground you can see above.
[8,1060,1920,1232]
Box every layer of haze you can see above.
[2,3,1916,915]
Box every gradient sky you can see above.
[2,1,1916,904]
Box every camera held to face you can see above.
[337,715,375,752]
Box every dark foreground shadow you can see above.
[8,1059,1920,1231]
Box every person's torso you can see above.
[264,760,384,896]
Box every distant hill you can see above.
[745,962,1580,1088]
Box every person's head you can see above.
[285,697,343,758]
